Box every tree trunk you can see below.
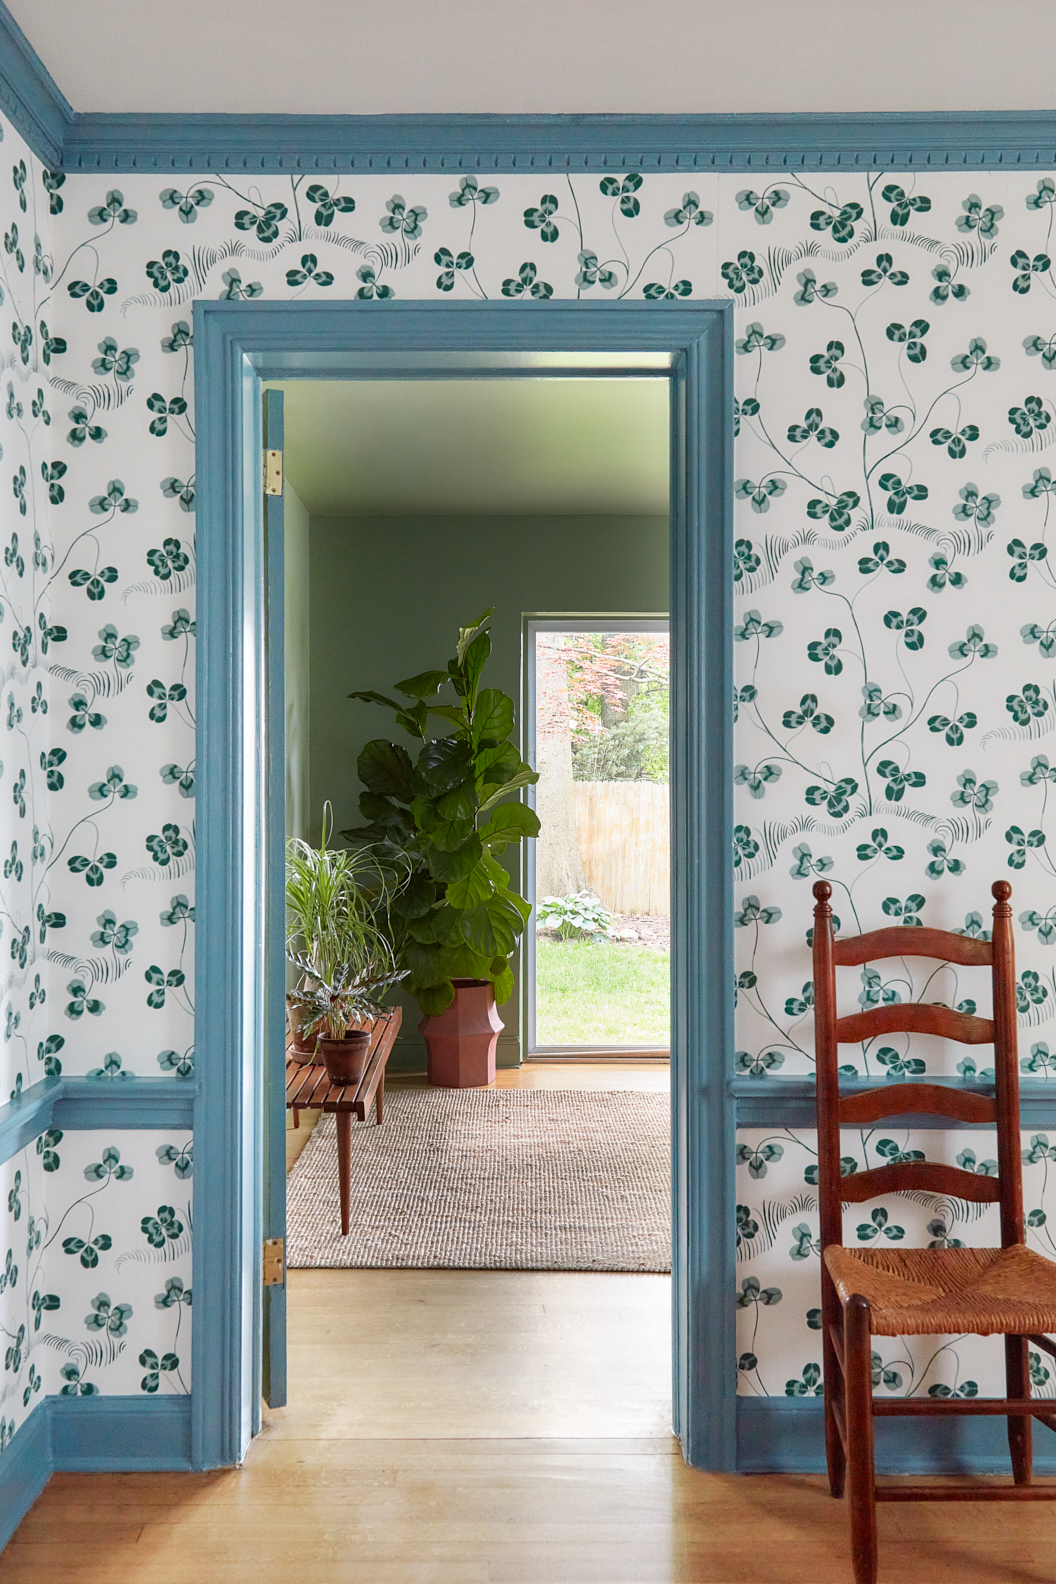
[535,636,588,900]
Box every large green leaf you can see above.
[349,689,403,712]
[406,904,460,944]
[427,704,466,727]
[477,768,539,814]
[418,737,473,794]
[455,609,494,668]
[444,861,494,910]
[417,980,455,1016]
[478,803,540,848]
[462,629,491,705]
[395,702,428,738]
[491,962,515,1004]
[472,688,514,745]
[401,939,451,987]
[461,895,519,958]
[391,868,435,919]
[476,741,521,788]
[427,834,482,883]
[358,739,417,801]
[437,781,478,822]
[395,669,450,699]
[359,792,413,831]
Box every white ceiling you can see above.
[10,0,1055,115]
[270,379,669,517]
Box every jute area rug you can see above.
[285,1087,671,1272]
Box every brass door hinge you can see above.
[264,449,283,496]
[263,1237,285,1286]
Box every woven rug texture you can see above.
[285,1087,671,1272]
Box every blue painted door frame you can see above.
[192,300,734,1472]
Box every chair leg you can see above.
[845,1294,878,1584]
[822,1273,846,1499]
[1006,1333,1033,1485]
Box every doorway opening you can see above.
[528,619,670,1057]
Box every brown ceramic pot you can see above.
[419,978,503,1088]
[317,1028,371,1086]
[286,999,319,1063]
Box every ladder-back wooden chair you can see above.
[812,878,1056,1584]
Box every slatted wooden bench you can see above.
[286,1006,403,1235]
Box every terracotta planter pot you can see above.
[317,1028,372,1086]
[419,978,503,1088]
[286,999,319,1063]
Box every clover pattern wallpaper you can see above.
[1,105,1056,1427]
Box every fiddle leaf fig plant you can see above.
[343,610,540,1017]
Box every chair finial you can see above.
[992,880,1012,904]
[813,880,832,904]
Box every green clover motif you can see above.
[930,423,979,459]
[160,894,194,927]
[809,200,863,243]
[574,250,616,291]
[160,186,213,223]
[735,1145,783,1181]
[733,540,760,583]
[951,769,997,812]
[69,566,118,601]
[1022,621,1056,657]
[156,1277,191,1309]
[861,253,908,288]
[220,269,263,301]
[501,262,552,300]
[91,911,138,954]
[1011,250,1051,293]
[1027,178,1056,211]
[721,251,764,294]
[949,623,997,659]
[930,265,968,305]
[162,320,192,353]
[146,824,189,866]
[806,490,860,530]
[4,222,24,272]
[805,778,858,818]
[305,183,355,226]
[43,169,64,214]
[881,894,925,926]
[146,680,187,724]
[871,1353,904,1391]
[883,606,927,650]
[736,187,788,224]
[145,965,186,1009]
[157,1142,193,1179]
[642,279,692,300]
[93,624,139,667]
[161,477,195,511]
[878,473,928,515]
[67,405,106,447]
[67,852,117,888]
[789,1224,819,1261]
[733,610,782,641]
[735,323,784,354]
[92,336,138,380]
[788,408,839,448]
[434,248,474,292]
[449,176,499,209]
[734,1048,785,1076]
[958,193,1003,237]
[234,201,287,243]
[1024,333,1056,370]
[784,1362,823,1398]
[950,336,999,373]
[789,843,833,879]
[89,478,137,515]
[147,539,190,579]
[285,253,334,289]
[881,183,931,226]
[523,193,559,241]
[89,765,137,802]
[141,1205,184,1248]
[1024,1133,1056,1165]
[792,269,837,305]
[927,1218,965,1250]
[31,1290,59,1331]
[1021,907,1056,946]
[809,340,845,387]
[10,322,30,366]
[85,1292,132,1337]
[139,1349,180,1394]
[62,1234,112,1269]
[858,542,905,575]
[146,249,189,292]
[1021,755,1056,786]
[158,1047,194,1077]
[663,191,711,227]
[736,1205,759,1248]
[734,763,781,799]
[355,265,393,300]
[856,828,904,862]
[40,747,66,791]
[1018,972,1050,1012]
[1006,682,1050,726]
[1022,1042,1056,1076]
[735,477,786,514]
[4,1325,23,1373]
[877,761,926,803]
[36,1127,61,1172]
[790,557,834,592]
[146,393,188,438]
[599,173,642,217]
[88,189,136,226]
[876,1138,925,1165]
[782,694,834,734]
[86,1051,132,1080]
[927,711,977,747]
[785,982,815,1017]
[807,627,844,675]
[1006,826,1048,871]
[732,397,759,437]
[161,762,195,797]
[734,895,782,927]
[68,277,118,313]
[59,1363,99,1396]
[857,1205,908,1238]
[65,978,104,1019]
[1009,396,1051,439]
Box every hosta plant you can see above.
[343,610,540,1016]
[536,892,613,941]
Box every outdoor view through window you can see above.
[533,627,670,1050]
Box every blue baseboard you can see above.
[738,1395,1056,1476]
[0,1396,193,1549]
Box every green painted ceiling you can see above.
[269,379,670,517]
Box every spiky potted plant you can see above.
[344,610,540,1087]
[285,809,407,1085]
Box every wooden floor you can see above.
[9,1062,1056,1582]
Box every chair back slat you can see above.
[832,926,993,969]
[839,1083,997,1127]
[839,1162,1002,1205]
[812,879,1023,1254]
[835,1004,995,1047]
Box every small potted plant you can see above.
[285,808,407,1085]
[344,610,540,1087]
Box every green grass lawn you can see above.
[535,937,670,1046]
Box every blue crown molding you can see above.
[0,4,70,168]
[58,110,1056,175]
[0,1075,195,1163]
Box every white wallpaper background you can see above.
[0,107,1055,1433]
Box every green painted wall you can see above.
[307,513,669,1070]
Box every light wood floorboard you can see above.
[11,1062,1056,1580]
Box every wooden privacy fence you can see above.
[573,781,670,917]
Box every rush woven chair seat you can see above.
[812,879,1056,1584]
